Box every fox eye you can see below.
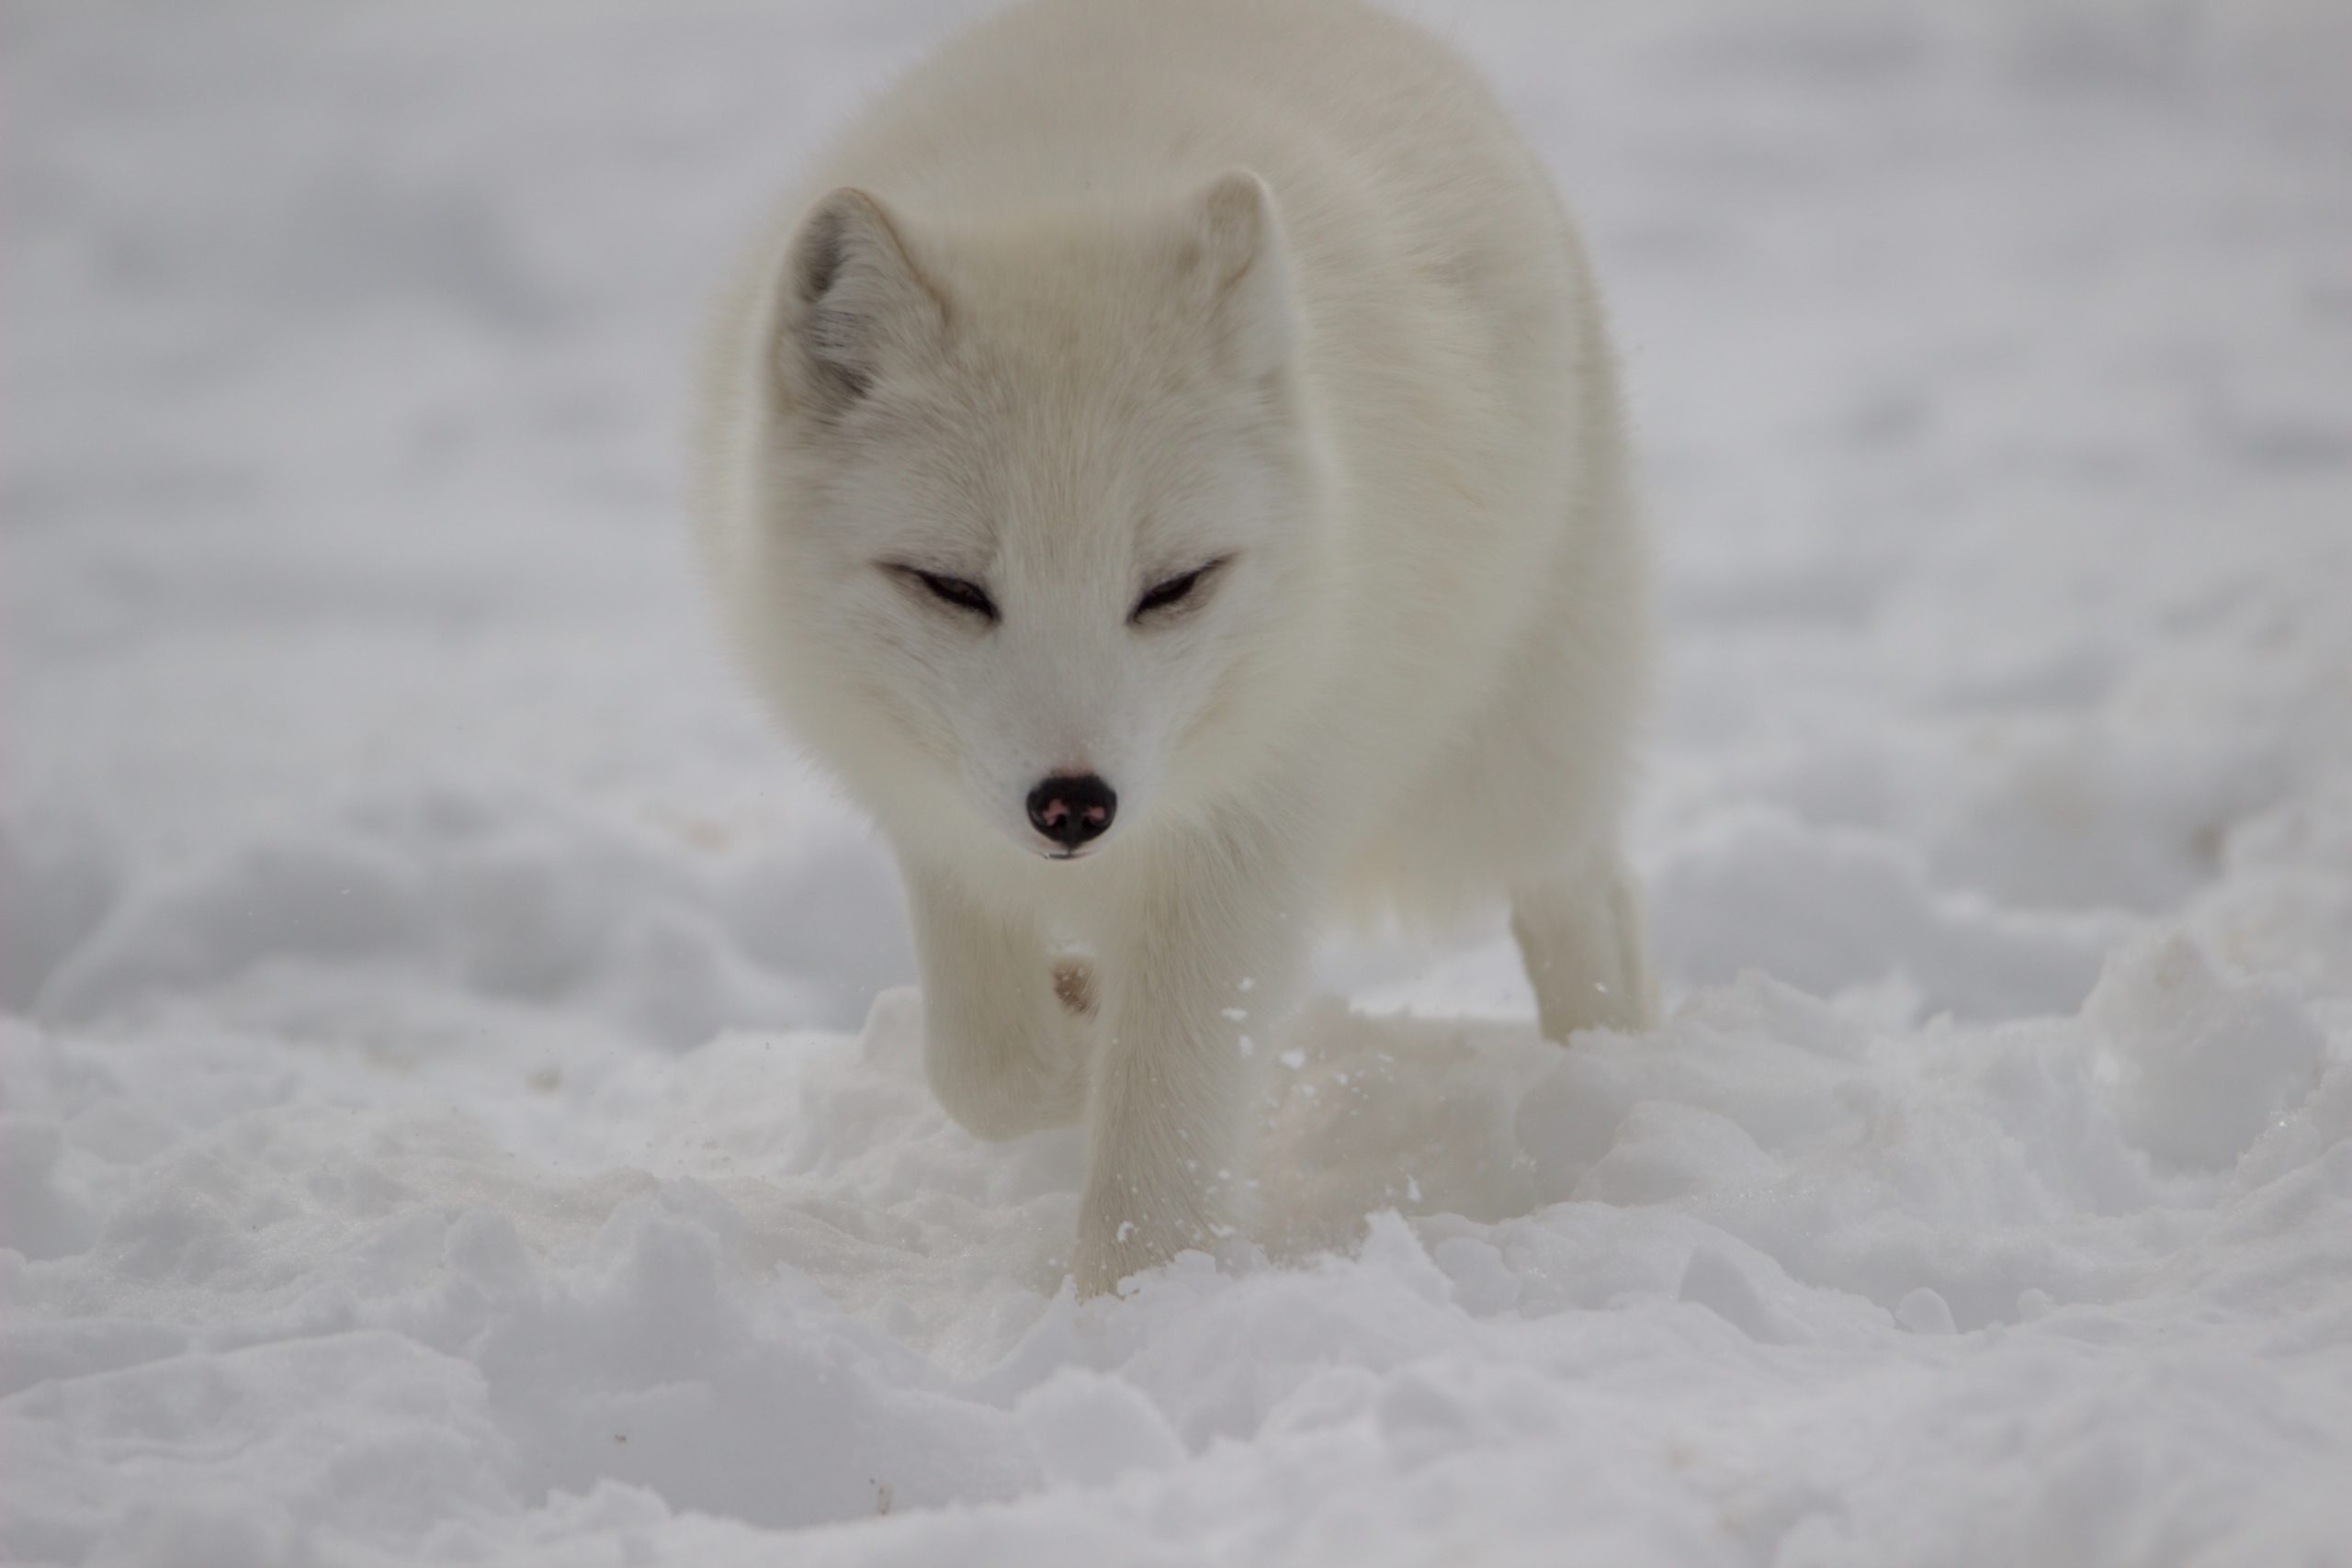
[897,567,999,623]
[1131,557,1230,623]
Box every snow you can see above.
[6,1,2351,1563]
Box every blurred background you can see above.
[6,0,2348,1068]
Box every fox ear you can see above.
[776,187,946,418]
[1182,169,1295,378]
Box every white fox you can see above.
[695,0,1654,1295]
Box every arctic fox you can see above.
[695,0,1654,1295]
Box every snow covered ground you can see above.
[6,0,2351,1562]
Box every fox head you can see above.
[728,170,1335,863]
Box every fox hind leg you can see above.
[1510,852,1657,1042]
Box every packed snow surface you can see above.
[6,2,2351,1563]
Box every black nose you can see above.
[1026,773,1116,850]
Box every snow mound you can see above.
[2086,933,2328,1172]
[8,952,2346,1563]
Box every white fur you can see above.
[694,0,1656,1295]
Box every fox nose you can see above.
[1026,773,1117,850]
